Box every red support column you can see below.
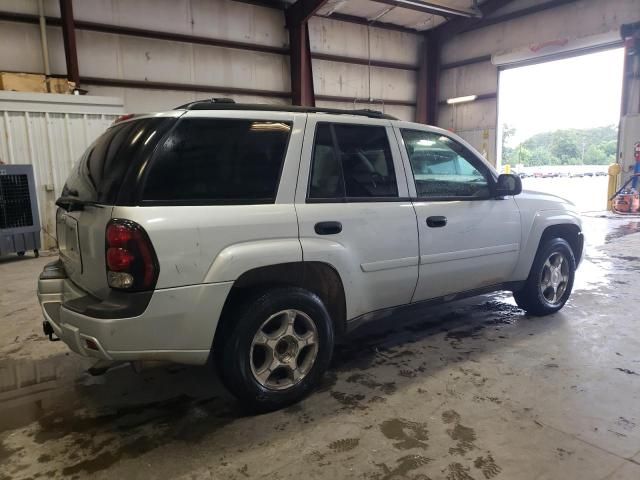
[286,1,327,106]
[416,32,439,124]
[59,0,80,86]
[289,21,315,106]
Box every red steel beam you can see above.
[286,1,327,106]
[80,76,292,98]
[58,0,80,86]
[426,31,440,124]
[311,52,417,71]
[415,36,429,123]
[286,0,329,26]
[288,21,315,106]
[415,31,440,124]
[315,94,415,107]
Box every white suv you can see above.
[38,101,583,411]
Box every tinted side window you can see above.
[142,119,291,203]
[309,124,345,199]
[61,118,173,204]
[308,123,398,200]
[401,130,491,199]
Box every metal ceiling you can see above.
[250,0,483,32]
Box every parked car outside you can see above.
[37,102,584,411]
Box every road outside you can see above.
[521,176,609,213]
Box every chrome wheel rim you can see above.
[250,309,319,391]
[539,251,570,305]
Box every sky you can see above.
[498,48,625,147]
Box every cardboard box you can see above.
[0,72,46,93]
[46,77,75,94]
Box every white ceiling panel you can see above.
[314,0,482,31]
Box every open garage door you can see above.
[497,48,625,213]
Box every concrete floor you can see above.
[1,215,640,480]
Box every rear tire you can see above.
[513,237,576,316]
[17,251,25,257]
[215,287,334,412]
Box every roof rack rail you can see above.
[173,100,397,120]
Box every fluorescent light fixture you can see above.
[446,95,478,105]
[417,139,436,146]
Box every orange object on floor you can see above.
[614,192,640,213]
[614,194,632,213]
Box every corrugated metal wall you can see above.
[0,0,420,120]
[309,16,419,121]
[0,0,292,112]
[0,92,122,249]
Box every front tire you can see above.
[215,287,334,412]
[513,238,576,316]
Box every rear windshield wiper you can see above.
[56,196,87,211]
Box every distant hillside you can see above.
[503,125,618,166]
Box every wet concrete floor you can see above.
[1,215,640,479]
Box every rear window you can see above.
[60,118,173,204]
[141,119,292,204]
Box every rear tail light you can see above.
[105,219,159,291]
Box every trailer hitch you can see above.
[42,321,60,341]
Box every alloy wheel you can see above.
[539,251,570,305]
[250,309,319,390]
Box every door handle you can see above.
[426,216,447,228]
[315,221,342,235]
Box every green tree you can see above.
[584,145,607,165]
[510,125,617,166]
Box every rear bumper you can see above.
[37,260,233,365]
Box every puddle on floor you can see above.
[0,354,231,438]
[605,220,640,243]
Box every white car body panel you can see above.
[294,114,420,319]
[513,190,582,280]
[392,123,522,300]
[114,204,302,288]
[410,199,522,300]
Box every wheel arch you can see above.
[212,261,347,352]
[513,212,583,281]
[538,223,583,266]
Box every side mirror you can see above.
[495,173,522,197]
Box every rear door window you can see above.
[142,119,292,204]
[308,123,398,201]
